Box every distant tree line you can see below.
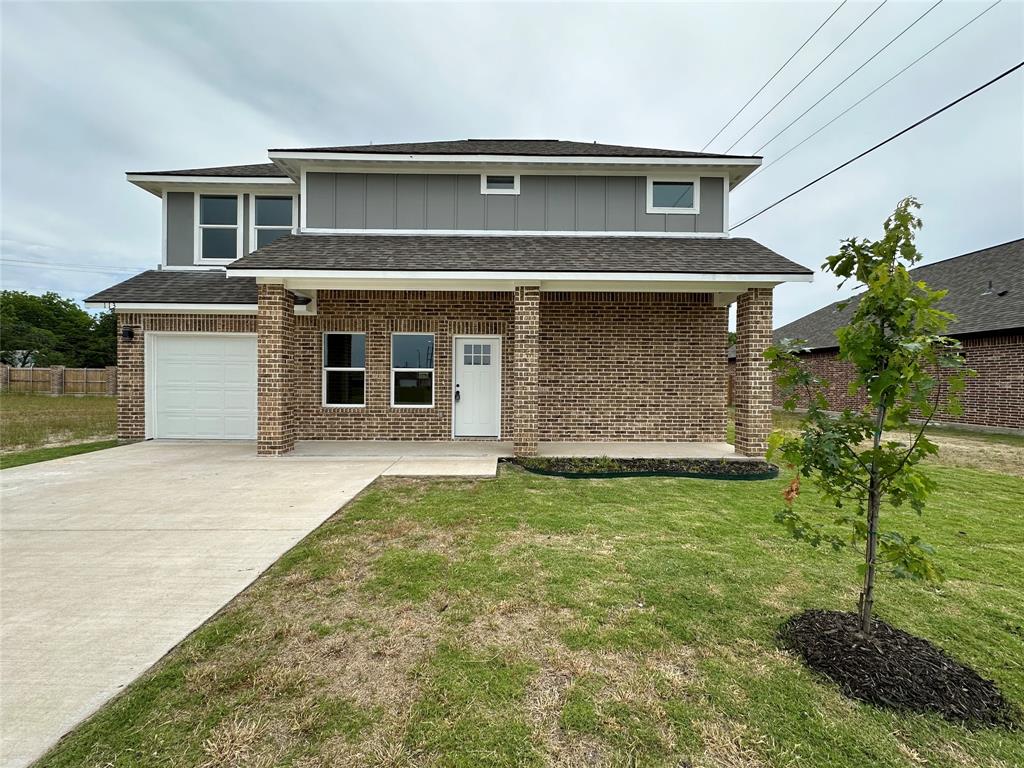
[0,291,116,368]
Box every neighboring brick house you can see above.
[731,239,1023,432]
[85,139,812,456]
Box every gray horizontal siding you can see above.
[305,173,726,233]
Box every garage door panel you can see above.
[150,335,256,440]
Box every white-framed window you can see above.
[195,194,243,263]
[391,333,434,407]
[480,173,521,195]
[646,176,700,215]
[323,332,366,407]
[250,195,297,252]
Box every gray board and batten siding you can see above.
[165,191,254,267]
[304,173,726,233]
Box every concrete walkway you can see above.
[0,442,394,768]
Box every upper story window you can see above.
[251,196,296,250]
[646,177,700,215]
[197,194,242,262]
[480,174,520,195]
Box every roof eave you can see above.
[126,174,296,197]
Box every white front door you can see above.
[149,334,257,439]
[453,336,501,437]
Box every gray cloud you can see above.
[2,1,1021,327]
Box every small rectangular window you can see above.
[480,173,520,195]
[392,333,434,407]
[252,195,294,251]
[646,177,700,214]
[198,194,239,261]
[323,333,365,407]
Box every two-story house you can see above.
[85,139,812,457]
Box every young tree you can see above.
[766,198,970,635]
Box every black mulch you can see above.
[778,609,1019,728]
[508,456,778,480]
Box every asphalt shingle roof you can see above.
[128,163,287,178]
[85,271,257,305]
[227,234,810,275]
[775,238,1024,349]
[268,139,759,160]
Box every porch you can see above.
[254,281,777,459]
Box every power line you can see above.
[750,0,1002,179]
[700,1,847,152]
[724,1,888,153]
[0,258,135,276]
[730,61,1024,230]
[752,0,943,156]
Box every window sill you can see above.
[390,404,435,409]
[323,403,366,409]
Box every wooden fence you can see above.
[0,365,117,395]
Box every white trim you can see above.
[322,331,367,408]
[269,151,761,167]
[646,176,700,215]
[249,193,298,253]
[452,334,502,439]
[235,268,812,284]
[299,168,308,232]
[144,331,258,440]
[299,227,729,238]
[128,174,294,185]
[480,173,520,195]
[194,193,243,265]
[161,189,168,267]
[85,302,257,313]
[390,332,435,408]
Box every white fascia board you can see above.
[236,269,812,285]
[269,151,761,167]
[300,227,729,239]
[85,302,257,313]
[127,175,297,197]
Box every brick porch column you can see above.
[735,287,773,457]
[513,285,540,456]
[257,283,295,455]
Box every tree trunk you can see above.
[858,404,887,636]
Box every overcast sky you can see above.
[2,1,1022,328]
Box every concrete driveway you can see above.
[0,442,394,768]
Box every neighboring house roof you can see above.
[85,270,257,305]
[127,163,288,178]
[268,138,759,160]
[774,238,1024,351]
[226,234,811,275]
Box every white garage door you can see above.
[149,334,257,440]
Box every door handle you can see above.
[454,384,461,403]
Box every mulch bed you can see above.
[779,609,1019,728]
[509,456,778,480]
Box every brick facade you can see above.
[257,284,296,455]
[115,312,257,440]
[539,292,728,442]
[117,289,747,453]
[514,286,540,455]
[769,331,1024,431]
[734,287,774,457]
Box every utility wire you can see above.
[0,258,135,275]
[700,1,847,152]
[724,1,888,153]
[730,61,1024,230]
[753,0,943,155]
[750,0,1001,179]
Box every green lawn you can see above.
[0,392,117,467]
[38,460,1023,766]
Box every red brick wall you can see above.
[733,288,773,456]
[291,290,516,440]
[538,292,728,442]
[764,332,1024,431]
[115,312,256,440]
